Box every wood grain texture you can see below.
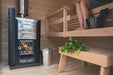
[59,47,113,75]
[82,61,88,67]
[1,0,17,62]
[0,0,2,63]
[59,47,113,67]
[63,8,68,37]
[58,54,67,72]
[100,67,110,75]
[91,2,113,14]
[67,27,113,37]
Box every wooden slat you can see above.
[68,27,78,30]
[66,27,113,37]
[48,15,73,25]
[46,6,70,18]
[69,15,78,20]
[68,20,79,24]
[48,32,64,37]
[68,25,79,27]
[106,18,113,22]
[49,15,70,25]
[49,18,63,25]
[63,8,68,37]
[104,22,113,27]
[67,15,78,22]
[91,2,113,14]
[48,26,113,37]
[94,10,113,16]
[68,21,79,25]
[48,14,78,26]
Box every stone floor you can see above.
[0,58,113,75]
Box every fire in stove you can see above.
[18,40,35,55]
[21,42,32,53]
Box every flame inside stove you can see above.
[21,42,32,53]
[21,42,28,48]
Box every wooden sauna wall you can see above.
[0,0,2,63]
[1,0,113,62]
[1,0,17,62]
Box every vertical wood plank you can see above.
[100,66,110,75]
[63,7,68,37]
[46,18,49,37]
[82,61,88,67]
[58,54,67,72]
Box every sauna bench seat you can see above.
[58,47,113,75]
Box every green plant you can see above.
[60,37,89,54]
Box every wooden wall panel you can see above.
[1,0,17,62]
[0,0,2,63]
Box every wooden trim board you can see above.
[46,6,70,18]
[48,32,64,37]
[47,27,113,37]
[66,27,113,37]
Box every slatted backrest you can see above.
[46,2,113,33]
[91,2,113,14]
[91,2,113,27]
[68,2,113,31]
[46,6,70,33]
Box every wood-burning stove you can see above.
[8,8,41,69]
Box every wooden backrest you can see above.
[91,2,113,14]
[90,2,113,27]
[68,2,113,31]
[46,2,113,32]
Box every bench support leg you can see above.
[100,66,110,75]
[82,61,88,67]
[58,54,67,72]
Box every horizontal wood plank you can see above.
[48,32,64,37]
[66,27,113,37]
[49,15,78,25]
[46,6,70,18]
[91,2,113,14]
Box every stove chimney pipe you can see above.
[20,0,24,18]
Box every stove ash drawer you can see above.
[19,57,35,64]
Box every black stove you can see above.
[8,8,41,69]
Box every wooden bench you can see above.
[46,2,113,37]
[58,47,113,75]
